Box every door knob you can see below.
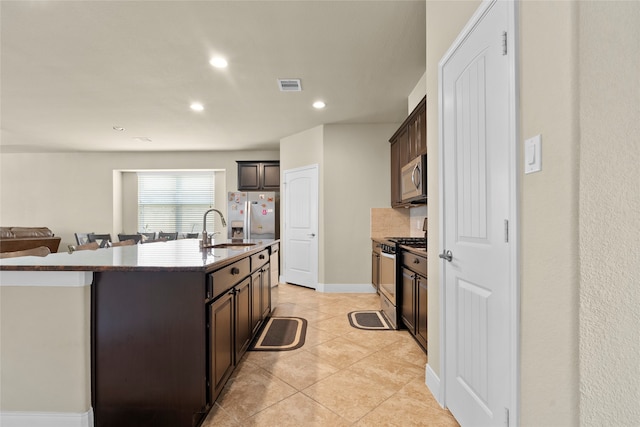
[439,250,453,262]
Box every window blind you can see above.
[138,172,215,234]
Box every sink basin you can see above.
[209,243,256,249]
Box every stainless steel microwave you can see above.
[400,155,427,203]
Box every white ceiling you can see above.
[0,1,426,153]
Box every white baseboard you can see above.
[316,283,376,293]
[426,363,444,408]
[0,408,93,427]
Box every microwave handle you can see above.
[411,163,421,189]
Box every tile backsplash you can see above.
[371,206,427,238]
[409,205,427,237]
[370,208,409,238]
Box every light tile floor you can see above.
[203,283,459,426]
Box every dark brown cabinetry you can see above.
[92,271,208,427]
[250,249,271,333]
[389,96,426,207]
[234,278,252,360]
[371,240,381,293]
[408,102,427,162]
[208,275,252,404]
[91,242,279,427]
[208,290,234,403]
[208,251,271,405]
[237,161,280,191]
[400,250,427,352]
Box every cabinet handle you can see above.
[413,258,420,264]
[259,254,265,259]
[231,267,240,275]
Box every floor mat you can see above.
[347,310,393,330]
[249,317,307,351]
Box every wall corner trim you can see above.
[0,408,94,427]
[426,363,444,407]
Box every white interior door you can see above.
[440,1,515,425]
[283,164,318,289]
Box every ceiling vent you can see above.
[277,79,302,92]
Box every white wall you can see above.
[280,126,325,283]
[280,124,395,290]
[424,1,621,425]
[519,2,580,425]
[578,2,640,425]
[408,72,427,114]
[323,124,395,287]
[0,150,278,250]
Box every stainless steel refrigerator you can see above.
[227,192,279,240]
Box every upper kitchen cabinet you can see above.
[389,96,427,208]
[237,161,280,191]
[390,128,406,207]
[409,101,427,160]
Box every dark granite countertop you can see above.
[0,238,278,273]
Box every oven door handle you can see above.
[381,252,395,259]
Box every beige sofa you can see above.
[0,227,62,253]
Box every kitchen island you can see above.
[0,238,279,427]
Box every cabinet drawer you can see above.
[371,240,382,254]
[251,249,269,271]
[402,252,427,276]
[210,258,250,299]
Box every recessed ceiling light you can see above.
[112,126,125,131]
[313,101,326,109]
[190,102,204,112]
[209,57,228,68]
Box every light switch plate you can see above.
[524,134,542,174]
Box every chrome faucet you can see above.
[201,208,227,247]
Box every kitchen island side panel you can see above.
[92,271,207,427]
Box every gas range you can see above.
[381,237,426,253]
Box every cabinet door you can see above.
[262,163,280,190]
[416,104,427,156]
[371,251,380,292]
[237,163,261,190]
[390,141,402,207]
[401,267,416,333]
[416,275,428,349]
[397,125,410,167]
[251,271,262,333]
[261,263,271,319]
[234,278,252,361]
[209,291,234,403]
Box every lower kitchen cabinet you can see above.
[251,249,271,333]
[401,267,416,333]
[91,242,279,427]
[371,240,381,293]
[260,262,271,318]
[400,251,427,352]
[416,275,428,349]
[208,291,234,403]
[235,277,252,361]
[208,276,253,403]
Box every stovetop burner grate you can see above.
[385,237,426,248]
